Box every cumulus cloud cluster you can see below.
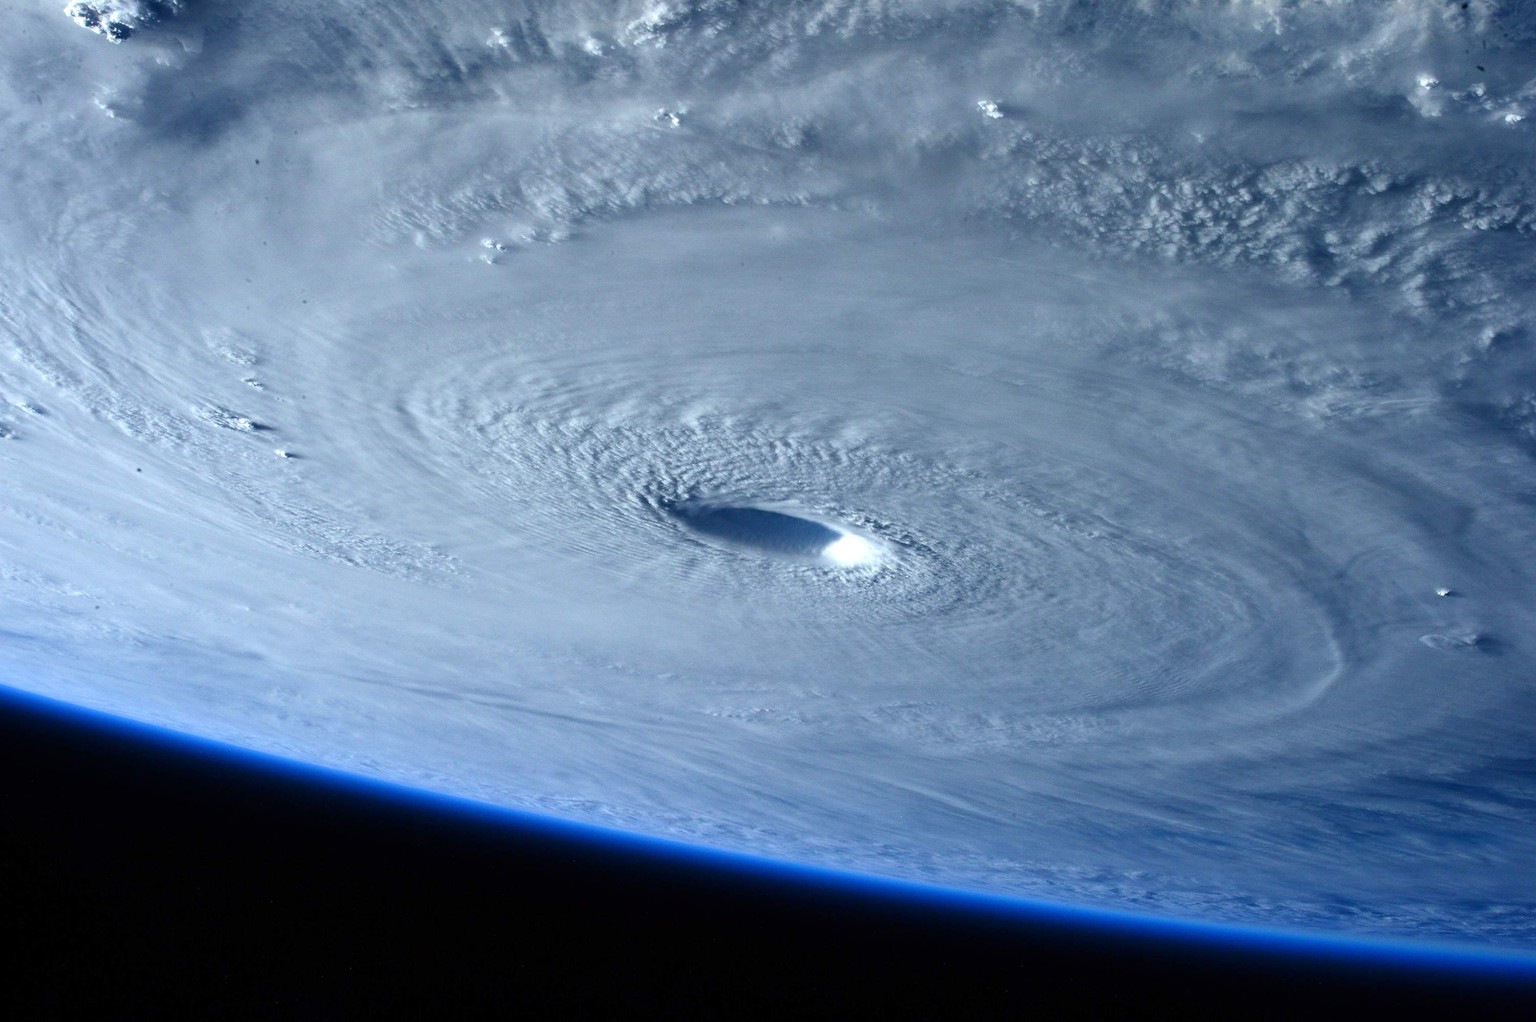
[64,0,182,42]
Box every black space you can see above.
[2,688,1533,1018]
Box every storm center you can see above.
[667,503,882,567]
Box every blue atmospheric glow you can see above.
[6,681,1534,988]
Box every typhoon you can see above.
[2,0,1535,948]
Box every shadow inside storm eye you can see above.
[667,503,845,560]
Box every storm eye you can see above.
[666,502,882,566]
